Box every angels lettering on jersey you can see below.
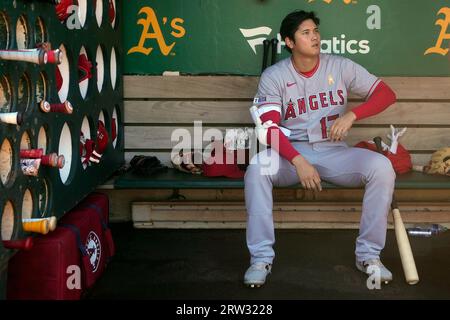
[283,90,345,119]
[254,53,379,143]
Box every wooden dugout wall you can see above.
[98,75,450,228]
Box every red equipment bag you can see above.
[7,193,114,300]
[354,140,412,174]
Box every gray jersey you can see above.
[254,53,379,143]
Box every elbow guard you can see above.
[249,105,291,145]
[256,120,276,146]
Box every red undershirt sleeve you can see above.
[259,110,300,162]
[351,81,397,121]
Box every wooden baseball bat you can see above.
[0,48,47,65]
[39,100,73,114]
[261,39,270,72]
[44,216,57,231]
[22,217,56,233]
[373,136,419,285]
[22,218,49,234]
[20,148,44,158]
[40,153,59,167]
[20,150,65,168]
[0,111,23,125]
[44,48,62,64]
[270,38,278,66]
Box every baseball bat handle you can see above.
[20,148,44,158]
[391,198,399,210]
[373,136,383,153]
[270,38,278,66]
[46,49,62,64]
[262,39,270,72]
[0,111,23,125]
[22,218,49,234]
[40,100,73,114]
[22,217,56,231]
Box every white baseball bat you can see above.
[0,111,23,125]
[0,49,47,65]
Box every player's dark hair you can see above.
[280,10,320,53]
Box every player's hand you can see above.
[329,111,356,142]
[291,155,322,192]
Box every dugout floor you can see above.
[86,222,450,300]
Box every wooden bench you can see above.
[101,75,450,228]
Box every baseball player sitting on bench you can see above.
[244,10,397,288]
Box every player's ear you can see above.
[285,37,294,50]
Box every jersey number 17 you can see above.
[320,113,339,139]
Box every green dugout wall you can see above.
[124,0,450,76]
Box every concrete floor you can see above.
[86,222,450,300]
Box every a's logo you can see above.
[127,6,186,56]
[307,0,353,4]
[424,7,450,56]
[85,231,101,272]
[239,26,272,54]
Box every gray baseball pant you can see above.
[245,141,395,265]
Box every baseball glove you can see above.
[130,155,168,176]
[413,147,450,176]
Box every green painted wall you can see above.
[124,0,450,76]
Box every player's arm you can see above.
[329,81,396,141]
[253,73,321,191]
[350,80,396,120]
[256,108,322,191]
[252,73,300,161]
[260,110,299,162]
[329,59,397,141]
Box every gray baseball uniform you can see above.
[247,53,395,265]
